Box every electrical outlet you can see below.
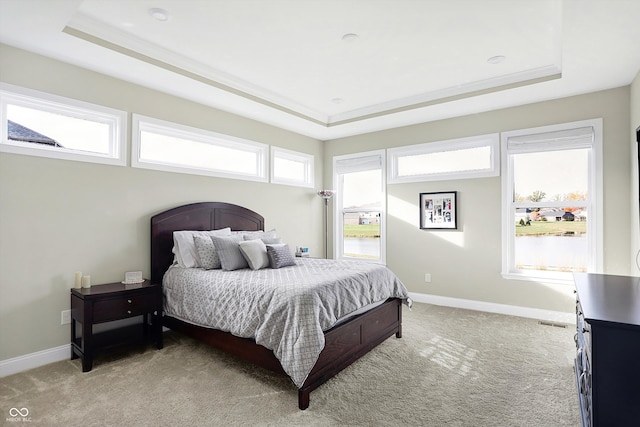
[61,309,71,325]
[424,273,432,283]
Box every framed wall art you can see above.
[420,191,457,229]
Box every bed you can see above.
[150,202,410,409]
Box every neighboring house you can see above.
[515,208,531,223]
[538,209,568,222]
[7,120,61,147]
[343,212,360,225]
[573,210,587,221]
[343,212,381,225]
[359,212,380,225]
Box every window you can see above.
[271,147,314,187]
[388,134,499,183]
[0,83,126,166]
[333,150,386,263]
[501,119,603,284]
[132,114,267,182]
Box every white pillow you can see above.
[238,239,269,270]
[234,229,277,240]
[172,228,231,268]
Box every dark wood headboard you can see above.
[150,202,264,283]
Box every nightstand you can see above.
[70,280,163,372]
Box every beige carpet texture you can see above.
[1,303,580,426]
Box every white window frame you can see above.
[501,118,603,284]
[132,114,268,182]
[333,149,386,264]
[270,146,314,188]
[0,83,126,166]
[387,133,499,184]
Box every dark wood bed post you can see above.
[396,301,403,338]
[151,202,404,410]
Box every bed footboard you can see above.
[162,298,402,410]
[298,298,402,409]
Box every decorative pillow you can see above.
[193,235,222,269]
[172,228,231,268]
[266,244,296,269]
[243,234,283,245]
[237,229,278,240]
[238,239,269,270]
[211,234,248,271]
[260,237,283,245]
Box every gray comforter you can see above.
[162,257,411,388]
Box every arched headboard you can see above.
[150,202,264,283]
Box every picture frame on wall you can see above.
[420,191,457,230]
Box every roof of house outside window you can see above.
[8,120,61,147]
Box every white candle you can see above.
[74,272,82,288]
[81,275,91,288]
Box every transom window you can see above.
[271,147,314,188]
[0,83,126,166]
[132,114,267,182]
[388,133,499,183]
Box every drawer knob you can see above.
[127,310,132,314]
[127,299,132,304]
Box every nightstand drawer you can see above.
[93,293,159,322]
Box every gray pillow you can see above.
[211,235,248,271]
[238,239,270,270]
[266,244,296,269]
[239,229,278,240]
[193,235,222,269]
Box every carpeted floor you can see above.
[1,303,580,426]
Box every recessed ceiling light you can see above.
[148,8,170,22]
[487,55,506,64]
[342,33,359,43]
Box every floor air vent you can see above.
[538,321,568,328]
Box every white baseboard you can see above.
[0,296,574,378]
[0,344,70,378]
[409,292,575,325]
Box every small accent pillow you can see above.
[266,243,296,269]
[211,234,249,271]
[193,235,222,270]
[238,239,270,270]
[172,228,231,268]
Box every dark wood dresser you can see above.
[573,273,640,427]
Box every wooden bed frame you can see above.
[150,202,403,410]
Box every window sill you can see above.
[501,271,575,286]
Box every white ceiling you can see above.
[1,0,639,140]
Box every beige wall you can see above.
[0,44,324,360]
[1,41,636,362]
[324,86,632,313]
[630,70,640,275]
